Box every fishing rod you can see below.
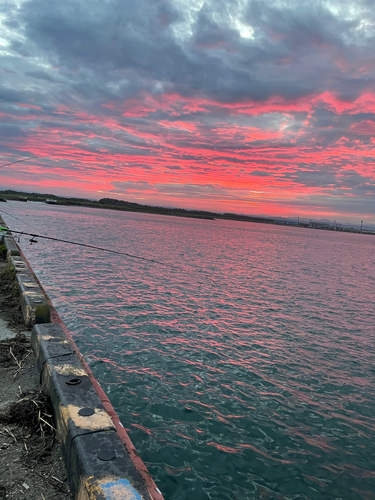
[1,227,178,269]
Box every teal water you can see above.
[3,202,375,499]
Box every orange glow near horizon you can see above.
[1,90,375,223]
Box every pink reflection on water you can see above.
[238,443,296,464]
[206,442,240,453]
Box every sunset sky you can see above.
[0,0,374,223]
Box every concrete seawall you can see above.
[0,218,164,500]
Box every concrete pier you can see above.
[0,218,164,500]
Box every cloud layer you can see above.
[0,0,374,221]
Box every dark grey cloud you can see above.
[0,123,28,141]
[25,70,56,82]
[0,87,26,103]
[1,0,373,104]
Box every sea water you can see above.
[2,202,375,500]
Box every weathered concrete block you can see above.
[31,323,75,371]
[3,235,20,257]
[9,255,28,273]
[31,323,153,500]
[5,254,50,327]
[16,272,39,294]
[71,431,150,500]
[32,324,115,450]
[20,287,50,327]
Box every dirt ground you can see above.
[0,257,72,500]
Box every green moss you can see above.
[0,244,6,258]
[35,303,51,323]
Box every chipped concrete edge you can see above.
[0,221,164,500]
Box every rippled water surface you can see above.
[3,202,375,499]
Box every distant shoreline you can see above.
[0,189,373,235]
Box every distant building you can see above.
[274,220,299,226]
[309,221,331,229]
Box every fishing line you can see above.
[0,206,173,268]
[4,227,181,269]
[0,207,42,233]
[0,154,49,169]
[0,209,213,279]
[1,198,52,234]
[0,155,213,276]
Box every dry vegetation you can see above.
[0,257,72,499]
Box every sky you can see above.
[0,0,374,223]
